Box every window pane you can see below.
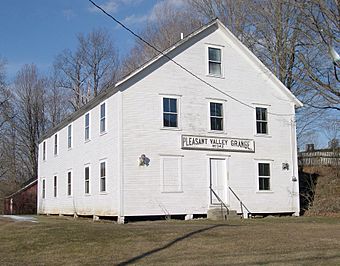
[211,117,223,131]
[169,98,177,113]
[210,103,222,117]
[100,119,105,132]
[259,163,270,176]
[163,114,178,128]
[85,114,89,126]
[257,121,267,134]
[209,47,221,61]
[259,177,270,190]
[100,103,105,118]
[209,62,221,75]
[101,178,106,192]
[256,107,267,121]
[163,98,170,112]
[100,162,106,177]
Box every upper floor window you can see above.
[100,161,106,192]
[210,102,223,131]
[208,47,222,76]
[85,113,90,141]
[43,141,46,161]
[85,166,90,194]
[258,163,270,191]
[100,103,106,133]
[54,134,58,155]
[67,124,72,149]
[256,107,268,134]
[163,98,178,128]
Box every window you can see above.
[208,47,222,76]
[67,124,72,149]
[161,156,182,192]
[258,163,270,191]
[43,141,46,161]
[67,171,72,196]
[54,134,58,155]
[85,166,90,194]
[42,179,46,199]
[210,102,223,131]
[53,176,57,197]
[163,98,178,128]
[100,103,106,133]
[85,113,90,141]
[256,107,268,134]
[100,161,106,192]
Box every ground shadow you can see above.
[116,223,237,265]
[299,169,319,215]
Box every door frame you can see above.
[207,155,230,206]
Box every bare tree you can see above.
[13,64,47,181]
[54,49,88,110]
[78,29,119,97]
[122,2,202,75]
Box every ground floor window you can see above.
[67,171,72,196]
[258,163,270,190]
[53,176,57,197]
[100,161,106,192]
[42,179,46,199]
[161,156,182,192]
[85,166,90,194]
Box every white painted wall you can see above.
[38,94,121,216]
[38,23,300,218]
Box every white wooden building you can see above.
[37,19,302,222]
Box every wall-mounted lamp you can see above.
[282,163,289,170]
[292,176,297,182]
[138,154,150,166]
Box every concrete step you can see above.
[207,208,240,221]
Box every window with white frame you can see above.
[256,107,268,134]
[210,102,223,131]
[42,179,46,199]
[100,103,106,133]
[161,156,182,192]
[67,171,72,196]
[208,47,222,76]
[85,113,90,141]
[43,141,46,161]
[258,163,271,191]
[54,134,58,155]
[163,98,178,128]
[85,166,90,194]
[53,175,57,197]
[100,161,106,192]
[67,124,72,149]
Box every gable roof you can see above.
[40,18,302,143]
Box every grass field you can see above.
[1,216,340,265]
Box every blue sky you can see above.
[0,0,183,80]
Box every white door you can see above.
[210,158,227,205]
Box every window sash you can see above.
[85,167,90,194]
[85,114,90,140]
[256,108,268,134]
[258,163,270,190]
[68,125,72,149]
[208,47,222,75]
[42,179,45,199]
[53,176,57,197]
[210,102,223,131]
[43,142,46,161]
[54,135,58,155]
[100,162,106,192]
[100,103,106,133]
[67,172,72,196]
[163,98,178,128]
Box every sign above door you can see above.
[181,135,255,153]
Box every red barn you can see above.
[3,178,37,215]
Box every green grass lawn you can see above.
[1,216,340,265]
